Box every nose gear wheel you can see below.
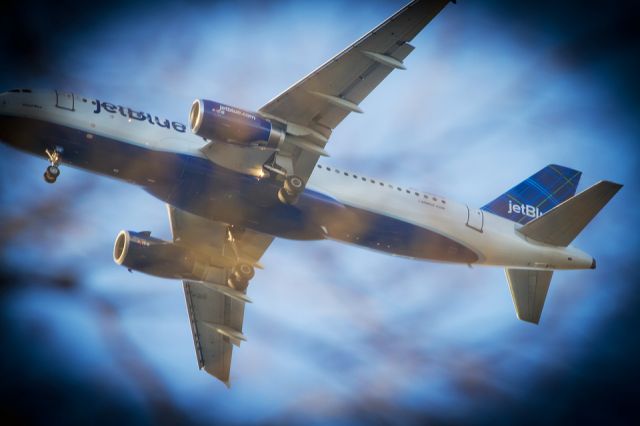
[43,148,62,184]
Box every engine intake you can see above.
[189,99,284,147]
[113,230,197,280]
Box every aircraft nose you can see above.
[0,89,22,111]
[0,91,10,109]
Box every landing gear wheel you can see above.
[46,165,60,178]
[284,175,304,194]
[228,263,255,292]
[43,171,57,184]
[278,187,298,204]
[44,148,62,184]
[278,175,304,205]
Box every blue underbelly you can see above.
[0,115,478,263]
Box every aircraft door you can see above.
[466,205,484,232]
[55,90,75,111]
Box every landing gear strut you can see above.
[43,148,62,184]
[228,263,255,292]
[278,174,304,205]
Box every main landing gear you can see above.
[224,225,255,293]
[278,174,305,205]
[227,263,255,292]
[43,148,62,184]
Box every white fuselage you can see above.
[0,89,594,271]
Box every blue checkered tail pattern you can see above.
[481,164,582,225]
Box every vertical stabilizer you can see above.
[506,268,553,324]
[482,165,581,224]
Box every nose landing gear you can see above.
[43,148,62,184]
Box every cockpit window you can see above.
[8,89,20,93]
[21,89,32,93]
[7,89,31,93]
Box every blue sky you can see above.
[1,1,639,424]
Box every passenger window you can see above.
[361,177,366,181]
[335,169,340,173]
[327,167,331,171]
[379,182,384,186]
[397,187,402,191]
[344,172,349,176]
[353,175,358,179]
[317,164,322,169]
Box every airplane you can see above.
[0,0,622,385]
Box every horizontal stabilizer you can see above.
[518,180,622,247]
[506,268,553,324]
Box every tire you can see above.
[278,187,298,205]
[228,277,248,292]
[46,165,60,177]
[284,175,304,194]
[228,263,254,292]
[44,171,57,184]
[234,263,255,281]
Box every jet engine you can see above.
[113,230,197,279]
[189,99,284,148]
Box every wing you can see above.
[167,205,273,385]
[259,0,452,179]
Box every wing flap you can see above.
[195,280,253,304]
[183,278,246,383]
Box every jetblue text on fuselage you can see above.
[507,200,541,219]
[93,99,186,133]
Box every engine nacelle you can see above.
[190,99,284,148]
[113,230,197,280]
